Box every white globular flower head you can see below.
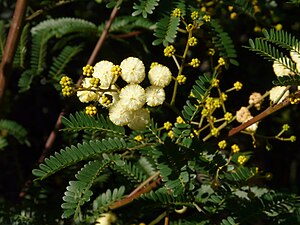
[93,60,116,88]
[148,64,172,88]
[119,84,146,110]
[77,78,100,103]
[120,57,145,84]
[109,101,133,126]
[272,58,294,77]
[269,86,289,103]
[128,108,150,130]
[145,85,165,107]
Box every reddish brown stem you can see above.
[109,177,161,210]
[0,0,27,104]
[228,90,300,137]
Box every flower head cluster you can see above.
[249,92,263,110]
[236,107,258,132]
[60,76,74,97]
[164,45,176,57]
[73,57,173,130]
[238,155,247,165]
[191,11,199,20]
[172,8,181,17]
[188,37,198,47]
[82,64,94,76]
[189,58,201,68]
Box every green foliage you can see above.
[182,73,213,121]
[152,139,197,196]
[61,159,112,219]
[18,18,97,92]
[248,29,300,78]
[0,119,29,149]
[273,74,300,86]
[49,45,83,84]
[141,187,192,205]
[132,0,160,18]
[0,0,296,224]
[288,0,300,3]
[210,19,239,67]
[32,137,127,180]
[113,156,148,184]
[261,28,300,53]
[13,23,29,68]
[61,111,125,137]
[98,16,155,33]
[152,14,180,46]
[93,186,125,212]
[220,216,237,225]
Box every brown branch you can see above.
[228,90,300,137]
[0,0,27,104]
[109,177,161,210]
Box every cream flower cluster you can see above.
[270,46,300,103]
[236,106,258,133]
[77,57,173,130]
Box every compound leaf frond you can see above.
[32,137,127,180]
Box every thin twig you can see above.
[128,171,160,197]
[0,0,27,104]
[109,177,161,210]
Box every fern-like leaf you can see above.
[248,38,298,73]
[49,45,83,82]
[0,136,8,150]
[32,137,127,180]
[224,166,257,182]
[0,119,29,146]
[153,139,197,196]
[61,159,112,219]
[221,216,237,225]
[98,16,155,33]
[272,74,300,86]
[132,0,160,18]
[141,187,192,205]
[152,14,180,46]
[210,19,239,67]
[18,69,35,93]
[93,186,125,212]
[14,23,29,68]
[262,29,300,54]
[61,111,125,136]
[18,18,97,92]
[113,157,148,184]
[181,73,213,121]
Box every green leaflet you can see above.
[132,0,160,18]
[93,186,125,212]
[61,111,125,137]
[32,137,127,180]
[18,17,97,92]
[61,159,112,220]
